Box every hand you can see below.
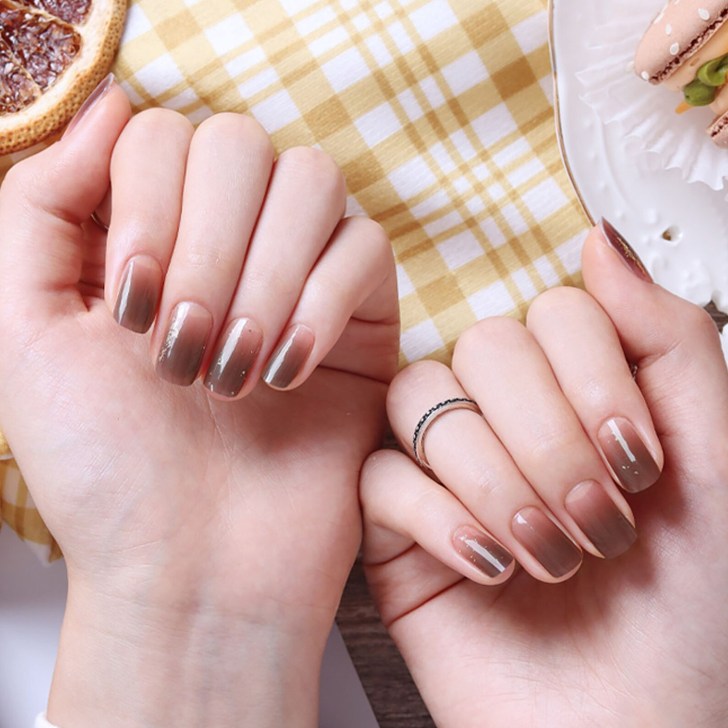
[0,82,399,727]
[361,224,728,726]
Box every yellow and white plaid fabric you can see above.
[0,0,589,560]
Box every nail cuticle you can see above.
[598,417,661,494]
[565,481,637,559]
[204,318,263,398]
[156,302,212,386]
[262,324,315,390]
[453,526,514,579]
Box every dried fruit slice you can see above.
[0,0,126,154]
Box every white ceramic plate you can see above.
[549,0,728,315]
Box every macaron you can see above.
[635,0,728,146]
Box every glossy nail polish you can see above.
[204,318,263,397]
[599,219,653,283]
[453,526,514,578]
[113,255,163,333]
[598,417,661,493]
[62,73,115,139]
[565,481,637,559]
[262,324,314,390]
[511,507,582,578]
[156,302,212,386]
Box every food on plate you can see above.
[0,0,127,154]
[635,0,728,146]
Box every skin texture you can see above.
[0,84,399,727]
[361,227,728,727]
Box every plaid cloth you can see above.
[0,0,589,560]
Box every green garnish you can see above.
[683,54,728,106]
[684,77,717,106]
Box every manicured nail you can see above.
[511,507,582,578]
[598,219,653,283]
[204,318,263,397]
[113,255,163,333]
[156,302,212,386]
[62,73,115,139]
[262,324,314,390]
[453,526,514,578]
[565,481,637,559]
[598,417,661,493]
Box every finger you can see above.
[452,318,637,560]
[259,217,393,392]
[151,113,275,386]
[387,360,583,582]
[0,79,131,321]
[527,286,662,495]
[582,221,728,468]
[203,147,345,394]
[105,109,194,333]
[360,449,516,586]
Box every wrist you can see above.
[48,578,326,728]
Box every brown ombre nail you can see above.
[113,255,163,333]
[156,302,212,386]
[598,418,661,493]
[63,73,115,139]
[512,507,582,578]
[204,318,263,398]
[599,219,653,283]
[453,526,514,578]
[565,481,637,559]
[262,324,314,390]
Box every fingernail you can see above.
[204,318,263,397]
[262,324,314,390]
[598,219,653,283]
[512,507,582,578]
[565,481,637,559]
[62,73,115,139]
[156,302,212,386]
[598,417,661,493]
[453,526,514,578]
[113,255,163,334]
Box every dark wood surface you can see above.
[337,558,435,728]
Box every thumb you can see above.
[0,77,131,318]
[582,221,728,463]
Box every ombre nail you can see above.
[156,302,212,386]
[113,255,163,333]
[262,324,314,390]
[453,526,514,578]
[565,481,637,559]
[599,219,653,283]
[598,417,661,493]
[204,318,263,397]
[512,507,582,578]
[63,73,115,139]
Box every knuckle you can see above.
[526,286,589,329]
[453,316,524,368]
[387,360,450,412]
[195,113,273,157]
[278,146,345,203]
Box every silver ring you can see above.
[412,397,481,470]
[90,210,109,232]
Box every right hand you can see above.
[361,225,728,726]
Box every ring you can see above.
[412,397,481,470]
[90,210,109,232]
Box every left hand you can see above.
[0,83,399,727]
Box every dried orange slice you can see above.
[0,0,127,154]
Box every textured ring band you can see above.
[412,397,481,470]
